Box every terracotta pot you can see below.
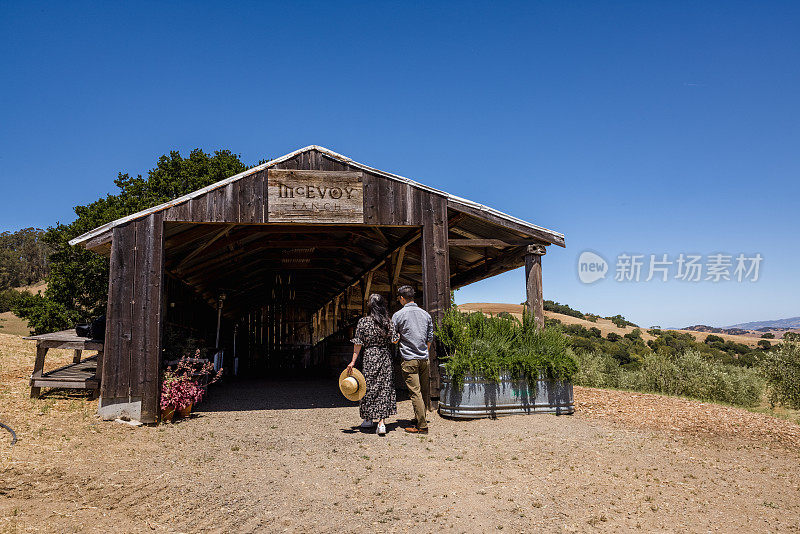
[176,403,193,418]
[160,407,175,423]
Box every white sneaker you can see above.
[377,423,386,435]
[360,419,375,428]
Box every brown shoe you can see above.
[404,426,428,434]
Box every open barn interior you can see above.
[160,213,547,379]
[163,222,423,376]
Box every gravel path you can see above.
[2,375,799,533]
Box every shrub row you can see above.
[572,349,765,407]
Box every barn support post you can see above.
[524,244,546,329]
[99,213,164,424]
[420,194,450,403]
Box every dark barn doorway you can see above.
[162,223,424,379]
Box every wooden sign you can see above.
[267,169,364,223]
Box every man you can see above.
[391,285,433,434]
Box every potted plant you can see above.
[160,354,222,422]
[435,308,578,419]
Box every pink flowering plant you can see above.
[160,351,223,412]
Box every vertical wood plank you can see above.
[177,201,190,221]
[205,190,216,222]
[279,155,299,170]
[119,221,136,400]
[235,178,247,223]
[432,195,450,314]
[406,183,418,225]
[240,173,255,223]
[256,170,267,223]
[141,212,165,423]
[107,222,136,399]
[189,195,206,222]
[384,176,397,225]
[393,183,409,225]
[129,217,149,404]
[260,170,268,223]
[363,173,377,224]
[101,234,120,400]
[226,181,239,222]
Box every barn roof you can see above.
[69,145,565,248]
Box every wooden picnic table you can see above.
[23,329,104,398]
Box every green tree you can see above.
[623,328,642,341]
[0,228,51,288]
[15,149,248,334]
[761,342,800,409]
[608,314,637,328]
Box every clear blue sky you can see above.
[1,1,798,328]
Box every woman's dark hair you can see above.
[366,293,390,334]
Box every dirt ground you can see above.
[2,332,800,533]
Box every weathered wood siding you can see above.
[103,213,164,423]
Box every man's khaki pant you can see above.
[401,358,430,430]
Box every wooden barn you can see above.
[69,146,566,423]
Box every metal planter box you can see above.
[438,364,574,419]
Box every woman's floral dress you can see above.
[351,316,400,420]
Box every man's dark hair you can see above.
[398,285,415,301]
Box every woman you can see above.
[347,293,399,435]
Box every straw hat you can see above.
[339,367,366,401]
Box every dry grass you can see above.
[0,312,31,337]
[12,282,47,294]
[0,282,45,337]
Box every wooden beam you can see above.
[448,238,537,248]
[524,244,546,329]
[175,224,235,272]
[308,228,422,331]
[363,271,374,304]
[392,244,407,286]
[446,204,565,247]
[84,230,113,251]
[450,246,527,289]
[371,227,390,246]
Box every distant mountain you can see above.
[724,317,800,330]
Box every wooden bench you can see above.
[24,330,104,398]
